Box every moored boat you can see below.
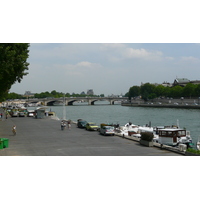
[119,122,158,141]
[157,127,192,148]
[196,136,200,150]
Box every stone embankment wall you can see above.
[122,98,200,109]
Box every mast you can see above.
[177,119,180,128]
[63,95,66,120]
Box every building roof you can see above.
[175,78,190,83]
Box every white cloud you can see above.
[123,48,163,61]
[180,56,200,62]
[56,61,103,78]
[76,61,102,69]
[101,43,126,49]
[100,44,164,62]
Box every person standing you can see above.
[12,125,17,136]
[61,120,66,130]
[67,120,71,130]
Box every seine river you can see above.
[45,101,200,146]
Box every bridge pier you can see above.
[110,100,114,105]
[88,100,95,105]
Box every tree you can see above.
[168,85,183,98]
[51,90,57,96]
[154,85,166,97]
[0,43,30,101]
[182,83,196,98]
[140,83,156,101]
[7,92,24,100]
[128,86,140,100]
[195,84,200,97]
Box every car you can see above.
[99,126,115,136]
[28,112,34,117]
[77,120,87,128]
[11,111,18,117]
[18,112,25,117]
[85,122,99,131]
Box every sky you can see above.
[10,43,200,96]
[2,1,200,96]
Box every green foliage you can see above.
[182,83,196,97]
[155,85,166,97]
[186,148,200,154]
[0,43,30,101]
[169,85,183,98]
[7,92,24,99]
[4,90,103,100]
[124,92,129,97]
[128,86,140,100]
[140,83,156,101]
[128,82,200,100]
[140,132,154,141]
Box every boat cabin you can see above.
[158,128,187,146]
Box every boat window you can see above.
[159,131,176,137]
[167,132,173,137]
[178,130,186,137]
[159,131,167,136]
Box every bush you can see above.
[186,148,200,155]
[140,132,154,141]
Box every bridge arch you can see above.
[46,100,63,106]
[67,99,78,105]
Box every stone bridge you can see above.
[25,97,128,106]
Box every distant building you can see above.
[173,78,200,87]
[173,78,190,87]
[24,91,35,98]
[141,81,172,87]
[161,81,172,87]
[141,78,200,88]
[87,89,94,95]
[81,91,86,95]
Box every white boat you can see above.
[120,122,158,141]
[157,127,192,147]
[196,136,200,150]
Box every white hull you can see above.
[197,142,200,150]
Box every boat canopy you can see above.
[158,129,186,137]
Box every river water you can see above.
[45,101,200,146]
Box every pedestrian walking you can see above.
[67,120,71,130]
[61,120,66,130]
[12,125,17,136]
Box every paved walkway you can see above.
[0,116,182,156]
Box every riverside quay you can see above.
[0,117,182,156]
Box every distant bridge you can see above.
[16,97,128,106]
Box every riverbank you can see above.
[121,102,200,109]
[0,117,181,156]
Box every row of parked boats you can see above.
[77,119,196,149]
[119,121,194,148]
